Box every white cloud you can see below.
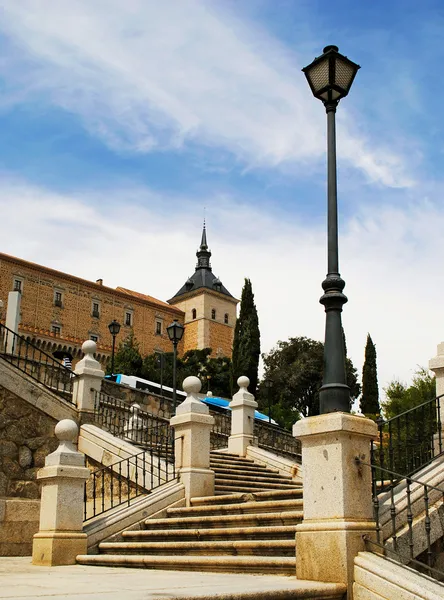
[0,177,442,400]
[0,0,412,187]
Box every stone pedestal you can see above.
[170,376,214,504]
[429,343,444,446]
[32,420,90,566]
[228,376,257,457]
[293,412,377,599]
[73,340,104,416]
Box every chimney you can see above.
[96,279,103,286]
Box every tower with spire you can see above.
[168,222,238,357]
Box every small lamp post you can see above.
[263,379,274,424]
[167,319,184,410]
[156,352,165,396]
[108,319,121,376]
[302,45,360,414]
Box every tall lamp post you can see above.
[108,319,121,376]
[302,45,360,414]
[167,319,184,411]
[264,379,274,424]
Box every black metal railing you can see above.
[84,449,176,521]
[374,395,443,488]
[254,419,302,461]
[356,457,444,582]
[209,406,231,450]
[0,322,76,400]
[93,390,174,456]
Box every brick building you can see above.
[0,225,238,367]
[168,224,238,357]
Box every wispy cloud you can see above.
[0,176,442,394]
[0,0,413,187]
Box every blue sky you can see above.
[0,0,444,398]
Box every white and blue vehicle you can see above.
[107,374,277,424]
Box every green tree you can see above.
[231,278,260,396]
[261,336,360,429]
[382,368,435,419]
[141,348,232,399]
[111,331,143,376]
[360,334,380,418]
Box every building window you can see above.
[90,335,99,343]
[211,309,216,320]
[54,291,63,307]
[125,311,132,327]
[13,279,22,293]
[192,308,197,320]
[224,313,229,324]
[52,326,61,337]
[155,321,162,336]
[92,302,100,318]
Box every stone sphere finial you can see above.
[183,376,202,395]
[237,376,250,390]
[130,403,141,414]
[55,419,78,443]
[82,340,97,355]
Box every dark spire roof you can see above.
[168,222,233,302]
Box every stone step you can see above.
[209,459,275,473]
[143,510,303,530]
[212,470,293,484]
[98,539,296,556]
[167,498,303,517]
[122,524,298,542]
[76,553,297,575]
[215,477,297,490]
[210,452,256,463]
[191,488,303,506]
[215,485,290,495]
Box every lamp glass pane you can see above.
[306,56,329,93]
[334,57,356,91]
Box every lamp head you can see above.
[302,45,360,106]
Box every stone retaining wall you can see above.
[0,384,58,498]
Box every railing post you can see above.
[228,376,258,457]
[293,413,378,599]
[170,376,214,505]
[5,291,21,354]
[73,341,104,417]
[429,343,444,448]
[32,419,90,565]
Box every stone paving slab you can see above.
[0,557,346,599]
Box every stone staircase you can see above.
[77,452,303,574]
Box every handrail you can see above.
[375,394,443,482]
[355,456,444,580]
[84,448,176,521]
[0,322,76,400]
[254,419,302,461]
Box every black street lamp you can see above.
[263,380,274,424]
[108,319,121,376]
[166,319,184,410]
[302,45,360,414]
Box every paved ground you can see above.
[0,558,346,600]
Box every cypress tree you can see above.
[360,333,380,417]
[231,278,260,396]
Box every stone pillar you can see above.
[228,376,258,457]
[170,376,214,504]
[5,290,21,353]
[123,403,144,443]
[293,413,377,599]
[32,419,90,566]
[429,343,444,438]
[72,340,104,416]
